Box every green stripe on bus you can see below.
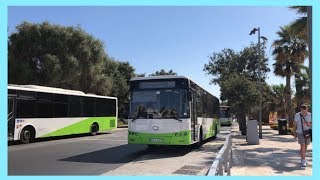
[128,130,191,145]
[205,118,219,139]
[205,124,215,139]
[40,117,117,138]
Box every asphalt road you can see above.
[8,128,149,175]
[8,126,231,175]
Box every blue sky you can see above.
[8,6,302,98]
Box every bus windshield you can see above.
[220,107,231,118]
[130,89,189,119]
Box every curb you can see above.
[117,125,128,128]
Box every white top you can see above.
[130,75,189,81]
[130,75,217,98]
[294,112,312,134]
[8,84,117,100]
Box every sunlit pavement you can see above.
[231,123,312,176]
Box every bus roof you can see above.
[8,84,117,100]
[130,75,218,100]
[130,75,189,81]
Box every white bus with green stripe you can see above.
[219,106,232,126]
[128,76,220,146]
[8,84,117,144]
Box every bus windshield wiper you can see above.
[172,116,182,122]
[131,117,138,122]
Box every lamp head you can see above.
[249,28,258,35]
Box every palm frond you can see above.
[289,6,307,14]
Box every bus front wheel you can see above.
[20,126,35,144]
[90,123,99,136]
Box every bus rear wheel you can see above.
[20,127,35,144]
[90,123,99,136]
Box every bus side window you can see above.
[95,98,116,117]
[16,90,36,118]
[69,95,82,117]
[16,99,36,118]
[83,97,95,117]
[54,94,69,118]
[196,98,202,117]
[36,92,53,118]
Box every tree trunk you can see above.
[238,113,247,135]
[286,75,293,127]
[307,6,312,115]
[295,74,304,112]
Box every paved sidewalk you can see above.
[231,123,312,176]
[102,134,227,176]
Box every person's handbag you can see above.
[303,129,312,138]
[300,113,312,140]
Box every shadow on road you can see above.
[59,144,149,164]
[8,132,112,146]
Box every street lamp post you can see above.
[250,27,263,139]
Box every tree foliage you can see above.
[8,21,136,119]
[295,65,310,104]
[9,21,108,94]
[149,69,177,76]
[269,84,286,118]
[220,74,260,114]
[204,43,269,85]
[289,6,307,41]
[135,73,146,77]
[108,61,136,118]
[204,42,270,134]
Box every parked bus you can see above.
[219,106,232,126]
[8,84,117,143]
[128,76,220,146]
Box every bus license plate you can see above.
[149,138,163,143]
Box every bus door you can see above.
[191,91,198,142]
[8,97,16,141]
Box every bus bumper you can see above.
[128,130,191,145]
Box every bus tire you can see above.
[20,126,35,144]
[90,123,99,136]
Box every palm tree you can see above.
[272,26,308,127]
[289,6,312,109]
[289,6,307,40]
[295,65,310,106]
[270,84,286,119]
[272,60,294,126]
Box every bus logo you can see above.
[152,126,159,131]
